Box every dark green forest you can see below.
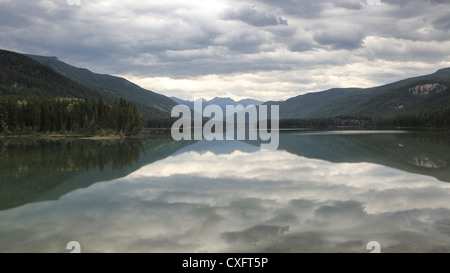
[279,108,450,129]
[27,54,177,119]
[0,49,175,136]
[0,97,143,136]
[0,50,108,101]
[267,68,450,120]
[0,49,146,136]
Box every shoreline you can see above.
[0,134,127,140]
[1,127,447,140]
[0,130,174,140]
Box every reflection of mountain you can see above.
[0,138,195,210]
[4,130,450,210]
[276,130,450,183]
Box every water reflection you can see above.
[0,137,193,210]
[1,131,450,252]
[277,130,450,183]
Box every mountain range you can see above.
[0,49,177,118]
[1,48,450,121]
[266,68,450,119]
[0,49,103,100]
[170,96,263,110]
[26,54,177,118]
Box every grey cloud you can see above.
[265,213,299,224]
[255,0,327,18]
[383,0,414,6]
[224,6,286,27]
[432,15,450,31]
[121,51,296,78]
[213,30,270,54]
[0,1,75,24]
[0,6,34,28]
[365,39,450,65]
[288,37,315,52]
[313,29,365,50]
[332,1,363,10]
[288,199,317,211]
[428,0,450,4]
[385,0,450,6]
[278,17,288,26]
[380,1,441,22]
[256,0,362,17]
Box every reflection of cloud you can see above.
[129,149,450,213]
[2,148,450,252]
[315,200,366,220]
[222,225,289,244]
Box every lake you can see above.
[1,130,450,253]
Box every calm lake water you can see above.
[1,130,450,253]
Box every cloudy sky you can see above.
[1,0,450,101]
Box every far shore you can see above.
[0,130,173,140]
[1,127,446,141]
[0,134,125,140]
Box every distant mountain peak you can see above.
[170,96,265,110]
[212,96,232,100]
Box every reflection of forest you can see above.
[0,138,144,173]
[0,137,194,211]
[3,130,450,211]
[277,130,450,183]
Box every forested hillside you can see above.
[266,68,450,129]
[0,49,143,136]
[27,54,177,118]
[0,49,107,100]
[266,68,450,120]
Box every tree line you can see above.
[279,108,450,129]
[2,96,448,135]
[0,97,143,136]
